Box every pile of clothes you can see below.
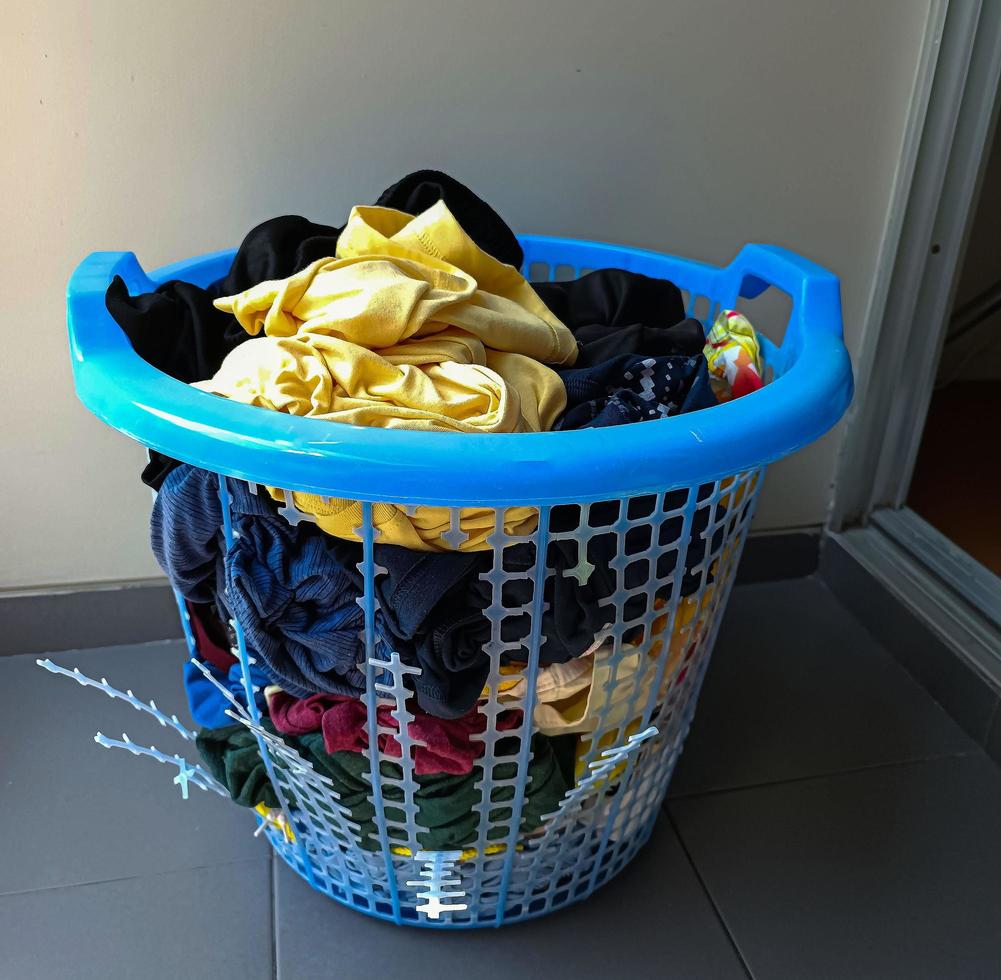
[110,170,763,850]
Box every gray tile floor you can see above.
[3,577,999,979]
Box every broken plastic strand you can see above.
[37,659,196,742]
[93,731,227,798]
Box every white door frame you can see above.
[829,0,1001,686]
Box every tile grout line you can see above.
[665,750,979,804]
[811,569,1000,744]
[665,809,756,980]
[269,850,278,980]
[0,855,265,900]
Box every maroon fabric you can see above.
[387,705,523,775]
[187,601,237,672]
[268,690,522,775]
[321,698,371,756]
[268,691,348,736]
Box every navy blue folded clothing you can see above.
[151,464,390,699]
[224,500,377,699]
[149,463,238,605]
[323,539,488,719]
[361,544,483,643]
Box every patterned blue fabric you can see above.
[555,353,716,430]
[183,658,270,730]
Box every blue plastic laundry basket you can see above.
[60,237,852,928]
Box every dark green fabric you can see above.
[196,722,281,808]
[298,732,570,851]
[480,734,570,840]
[196,725,573,847]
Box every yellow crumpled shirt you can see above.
[482,588,717,786]
[219,202,576,365]
[196,330,563,434]
[494,590,713,737]
[199,202,578,551]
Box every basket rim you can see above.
[66,235,853,505]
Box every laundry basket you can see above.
[64,237,852,928]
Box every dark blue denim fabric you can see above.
[183,658,270,730]
[365,544,481,641]
[224,503,378,699]
[149,464,238,605]
[151,464,389,699]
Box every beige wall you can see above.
[1,0,932,590]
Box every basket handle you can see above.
[715,243,843,372]
[67,252,154,358]
[68,249,240,358]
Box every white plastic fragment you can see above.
[406,851,468,919]
[36,659,197,742]
[93,732,227,798]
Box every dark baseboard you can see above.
[821,532,1001,767]
[0,581,181,658]
[736,529,820,584]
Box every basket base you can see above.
[268,813,664,930]
[262,727,689,929]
